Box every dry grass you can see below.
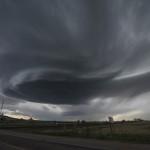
[2,121,150,143]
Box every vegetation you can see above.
[1,117,150,144]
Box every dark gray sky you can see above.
[1,0,150,121]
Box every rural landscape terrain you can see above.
[1,115,150,144]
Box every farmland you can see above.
[1,117,150,144]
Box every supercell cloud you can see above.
[1,0,150,119]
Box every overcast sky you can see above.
[1,0,150,121]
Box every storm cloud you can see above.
[1,0,150,110]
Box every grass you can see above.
[1,120,150,144]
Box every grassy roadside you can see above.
[1,121,150,144]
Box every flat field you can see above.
[1,120,150,144]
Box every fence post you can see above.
[109,122,113,134]
[86,124,89,137]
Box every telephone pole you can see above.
[0,99,4,115]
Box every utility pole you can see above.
[0,99,4,116]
